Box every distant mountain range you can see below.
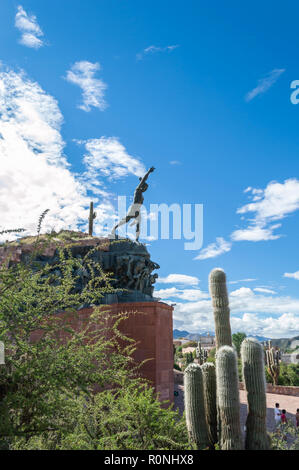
[173,329,216,341]
[270,336,299,351]
[173,329,299,349]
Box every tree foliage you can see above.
[232,332,246,357]
[0,237,188,450]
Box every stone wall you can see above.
[31,301,174,404]
[107,302,174,404]
[239,382,299,397]
[174,373,299,397]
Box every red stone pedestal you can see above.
[31,301,174,405]
[31,302,174,403]
[107,302,174,404]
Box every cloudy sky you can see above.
[0,1,299,338]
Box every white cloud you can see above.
[284,271,299,281]
[230,313,298,338]
[237,179,299,221]
[231,224,281,242]
[15,5,45,49]
[229,287,299,315]
[65,61,107,112]
[77,137,146,185]
[168,282,299,338]
[245,68,285,102]
[194,237,232,260]
[137,45,179,60]
[254,287,277,294]
[0,65,120,240]
[231,179,299,242]
[154,287,209,301]
[229,278,257,284]
[156,274,199,286]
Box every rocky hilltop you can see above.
[0,230,160,304]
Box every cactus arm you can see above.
[216,346,243,450]
[88,202,96,236]
[209,268,232,350]
[266,347,280,385]
[184,363,210,449]
[201,362,218,447]
[241,338,270,450]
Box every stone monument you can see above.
[0,229,174,404]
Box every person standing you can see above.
[280,409,287,424]
[274,403,281,426]
[296,409,299,427]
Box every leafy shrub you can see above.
[270,422,299,450]
[0,234,188,450]
[11,385,190,450]
[206,347,216,364]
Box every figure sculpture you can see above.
[111,166,155,241]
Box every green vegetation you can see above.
[276,363,299,386]
[183,341,198,348]
[0,227,189,450]
[270,422,299,450]
[206,347,216,364]
[11,385,189,450]
[232,332,246,357]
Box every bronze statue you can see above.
[111,166,155,241]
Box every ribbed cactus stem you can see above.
[88,202,96,236]
[201,362,218,447]
[241,338,270,450]
[209,268,232,350]
[184,363,210,449]
[266,347,280,385]
[196,341,203,364]
[216,346,243,450]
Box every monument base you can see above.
[107,301,174,404]
[31,301,174,405]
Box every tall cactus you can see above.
[266,347,280,385]
[184,363,210,449]
[216,345,243,450]
[241,338,270,450]
[201,362,218,447]
[184,268,274,450]
[88,202,96,236]
[209,268,232,350]
[196,341,209,365]
[196,341,203,364]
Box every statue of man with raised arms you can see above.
[111,166,155,241]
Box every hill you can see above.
[173,329,299,349]
[173,329,190,339]
[270,336,299,351]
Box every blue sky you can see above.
[0,1,299,338]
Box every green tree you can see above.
[11,385,190,450]
[206,347,216,364]
[183,341,198,348]
[0,235,188,450]
[232,332,247,357]
[277,363,299,386]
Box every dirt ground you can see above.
[174,383,299,432]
